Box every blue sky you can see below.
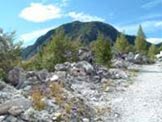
[0,0,162,46]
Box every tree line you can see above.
[114,25,158,60]
[0,25,161,80]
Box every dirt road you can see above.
[111,63,162,122]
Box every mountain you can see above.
[22,21,136,59]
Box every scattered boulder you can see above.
[134,54,143,64]
[55,62,71,71]
[78,47,94,63]
[75,61,94,75]
[49,75,59,82]
[36,69,49,82]
[112,59,128,69]
[95,65,109,78]
[3,115,18,122]
[0,81,6,90]
[109,69,128,79]
[0,98,31,115]
[2,52,134,121]
[20,107,36,121]
[8,106,24,116]
[7,67,25,86]
[126,52,135,62]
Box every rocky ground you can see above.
[0,49,154,122]
[110,62,162,122]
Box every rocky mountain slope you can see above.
[22,21,136,59]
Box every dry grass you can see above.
[31,89,45,110]
[49,82,65,105]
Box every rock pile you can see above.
[1,51,136,121]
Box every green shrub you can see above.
[0,30,21,79]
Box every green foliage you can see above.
[0,30,21,79]
[114,32,132,53]
[135,25,147,54]
[92,34,112,67]
[148,44,157,60]
[23,32,81,71]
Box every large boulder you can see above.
[0,98,31,115]
[75,61,94,75]
[55,62,71,71]
[36,69,49,82]
[126,52,135,62]
[134,54,143,64]
[112,59,128,69]
[78,48,94,63]
[8,106,24,116]
[95,65,109,78]
[7,67,25,86]
[133,54,150,64]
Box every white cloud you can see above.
[116,20,162,35]
[142,0,162,9]
[155,21,162,27]
[116,20,162,44]
[147,38,162,44]
[68,12,105,22]
[20,26,57,46]
[19,3,62,23]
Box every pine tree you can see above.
[135,25,147,54]
[93,34,112,67]
[148,44,157,60]
[26,32,81,71]
[114,32,131,54]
